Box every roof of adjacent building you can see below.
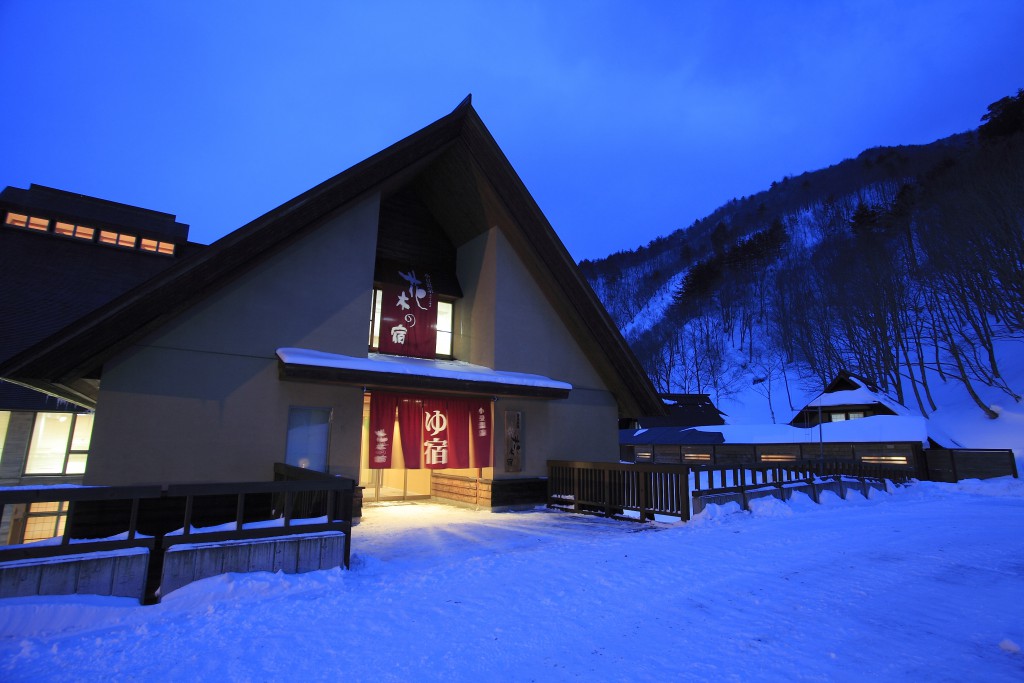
[0,97,663,417]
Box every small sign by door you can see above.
[504,410,522,473]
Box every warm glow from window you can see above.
[28,216,49,231]
[99,230,118,244]
[761,453,797,462]
[54,221,96,241]
[436,301,453,356]
[369,289,382,348]
[5,212,28,227]
[24,412,93,476]
[77,226,94,240]
[140,238,175,255]
[23,501,68,543]
[55,221,75,236]
[117,233,136,248]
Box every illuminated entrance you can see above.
[358,393,494,502]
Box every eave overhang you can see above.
[276,348,572,400]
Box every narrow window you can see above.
[140,238,159,252]
[99,230,118,245]
[157,241,175,255]
[75,225,94,240]
[55,221,76,237]
[435,300,453,357]
[5,212,28,227]
[117,233,136,248]
[369,288,382,350]
[27,215,49,231]
[285,407,331,472]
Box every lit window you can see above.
[99,230,118,245]
[0,411,10,452]
[830,413,847,422]
[24,412,93,476]
[369,289,383,349]
[117,233,136,248]
[22,501,68,543]
[139,238,175,255]
[54,221,95,241]
[5,212,28,227]
[848,411,864,420]
[368,288,455,357]
[28,216,49,231]
[436,301,453,356]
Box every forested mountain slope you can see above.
[581,90,1024,427]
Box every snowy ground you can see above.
[2,479,1023,682]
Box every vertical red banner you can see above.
[369,393,398,469]
[471,400,493,467]
[445,399,471,469]
[377,271,438,359]
[397,396,423,469]
[422,398,450,469]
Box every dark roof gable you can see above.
[0,97,663,417]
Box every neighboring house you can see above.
[0,184,199,543]
[632,393,725,429]
[0,98,663,517]
[789,370,907,428]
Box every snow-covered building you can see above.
[0,98,662,515]
[789,370,908,428]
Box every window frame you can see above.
[368,287,455,359]
[23,412,94,477]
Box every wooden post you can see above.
[235,493,245,531]
[183,495,194,537]
[680,467,691,522]
[128,497,140,541]
[638,470,648,522]
[603,468,612,518]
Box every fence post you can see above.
[603,467,613,518]
[638,470,648,522]
[680,466,691,522]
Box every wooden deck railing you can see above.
[547,459,913,521]
[0,469,355,602]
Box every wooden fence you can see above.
[925,449,1018,483]
[0,469,355,603]
[547,459,913,522]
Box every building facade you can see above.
[1,99,662,516]
[0,184,197,542]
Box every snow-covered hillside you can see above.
[2,484,1023,681]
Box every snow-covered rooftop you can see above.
[624,415,930,446]
[275,348,573,392]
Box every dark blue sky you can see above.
[2,1,1022,261]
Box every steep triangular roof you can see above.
[0,97,663,417]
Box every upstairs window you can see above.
[368,288,454,358]
[99,230,137,248]
[6,212,49,231]
[140,238,175,255]
[54,221,96,241]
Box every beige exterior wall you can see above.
[456,227,620,478]
[86,195,380,485]
[86,192,622,488]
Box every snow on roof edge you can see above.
[276,348,573,391]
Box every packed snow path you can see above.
[2,481,1023,682]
